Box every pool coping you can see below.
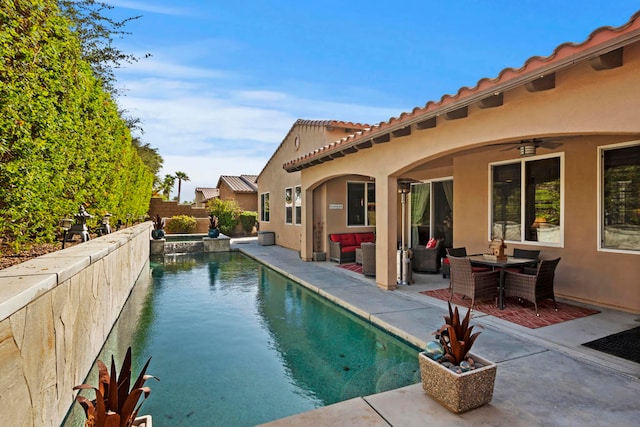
[234,239,640,427]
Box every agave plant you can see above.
[73,347,158,427]
[434,302,483,366]
[153,214,164,231]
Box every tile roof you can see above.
[283,10,640,172]
[257,119,370,179]
[219,175,259,193]
[195,187,219,200]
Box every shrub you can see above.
[166,215,197,234]
[207,199,241,235]
[239,211,258,233]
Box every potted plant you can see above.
[312,217,326,261]
[151,214,165,240]
[418,302,497,413]
[73,347,158,427]
[208,214,220,238]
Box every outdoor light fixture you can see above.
[67,205,92,243]
[101,213,112,235]
[59,218,73,249]
[519,143,537,157]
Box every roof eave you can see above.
[283,14,640,173]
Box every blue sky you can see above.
[105,1,638,201]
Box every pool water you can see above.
[66,252,420,426]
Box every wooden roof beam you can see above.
[525,73,556,92]
[478,93,504,109]
[443,106,468,120]
[590,47,623,70]
[415,117,437,130]
[373,134,391,144]
[391,126,411,138]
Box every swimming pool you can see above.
[65,252,420,426]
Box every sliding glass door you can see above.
[410,180,453,247]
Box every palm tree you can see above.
[162,174,175,200]
[175,171,190,203]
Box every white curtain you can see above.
[410,183,430,246]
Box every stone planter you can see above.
[418,351,496,413]
[133,415,152,426]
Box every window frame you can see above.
[347,181,375,227]
[488,153,564,247]
[294,185,302,226]
[285,187,293,225]
[598,140,640,254]
[260,192,270,222]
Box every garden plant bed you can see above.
[0,242,68,270]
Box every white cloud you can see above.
[115,55,399,202]
[104,0,192,16]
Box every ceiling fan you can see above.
[488,138,563,157]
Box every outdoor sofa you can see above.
[329,232,375,264]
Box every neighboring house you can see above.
[194,187,220,208]
[217,175,259,212]
[259,12,640,313]
[257,119,370,250]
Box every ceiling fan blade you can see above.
[500,145,518,151]
[539,141,563,149]
[487,141,520,147]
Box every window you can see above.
[260,193,270,222]
[491,155,562,244]
[285,187,293,224]
[294,185,302,225]
[347,182,375,226]
[601,143,640,252]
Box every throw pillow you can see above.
[426,238,437,249]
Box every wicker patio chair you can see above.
[411,240,444,273]
[447,256,499,310]
[443,247,491,289]
[361,242,376,277]
[504,257,561,316]
[509,248,541,274]
[441,247,468,279]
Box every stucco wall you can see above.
[0,223,151,426]
[258,122,342,250]
[218,184,258,212]
[148,197,209,219]
[454,136,640,311]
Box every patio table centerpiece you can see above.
[418,302,497,413]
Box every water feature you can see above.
[64,252,420,426]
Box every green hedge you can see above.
[206,198,241,236]
[166,215,197,234]
[239,211,257,233]
[0,0,154,247]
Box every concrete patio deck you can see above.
[230,238,640,427]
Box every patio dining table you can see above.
[467,255,536,310]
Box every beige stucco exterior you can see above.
[218,184,258,212]
[259,22,640,313]
[258,120,370,251]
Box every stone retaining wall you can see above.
[0,222,152,426]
